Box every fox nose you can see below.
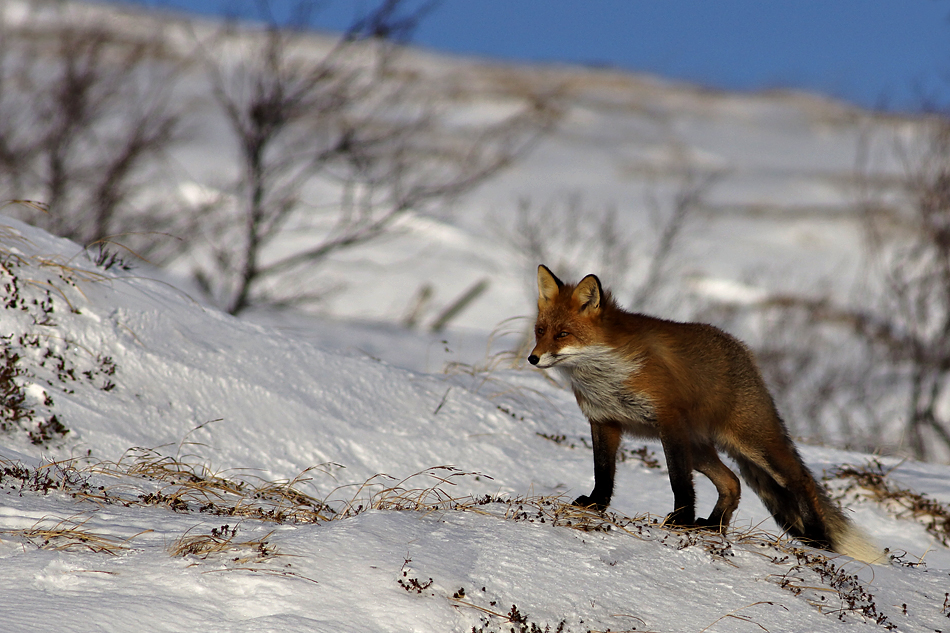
[527,354,539,365]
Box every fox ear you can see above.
[573,274,603,314]
[537,264,564,306]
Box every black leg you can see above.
[573,420,622,511]
[659,422,696,526]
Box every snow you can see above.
[2,214,950,632]
[1,2,950,631]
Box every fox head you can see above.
[528,264,606,368]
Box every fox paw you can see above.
[663,511,697,528]
[572,495,607,512]
[694,517,727,533]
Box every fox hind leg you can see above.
[693,443,741,532]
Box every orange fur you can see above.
[529,265,882,563]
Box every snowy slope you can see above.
[2,218,950,632]
[1,2,949,630]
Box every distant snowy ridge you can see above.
[0,0,926,332]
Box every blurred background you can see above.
[3,0,950,462]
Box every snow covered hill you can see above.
[1,218,950,632]
[1,1,950,630]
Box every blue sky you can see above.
[114,0,950,112]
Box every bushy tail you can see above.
[732,450,884,564]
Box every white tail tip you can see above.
[836,525,886,565]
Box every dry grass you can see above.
[829,459,950,547]
[0,222,130,445]
[441,315,563,402]
[86,446,335,523]
[169,523,279,563]
[0,209,110,288]
[332,465,484,518]
[328,466,804,564]
[1,449,903,627]
[3,515,136,555]
[2,448,897,623]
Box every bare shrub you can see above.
[506,168,719,312]
[735,117,950,461]
[0,2,186,254]
[502,168,720,362]
[508,193,634,300]
[863,119,950,459]
[194,0,559,314]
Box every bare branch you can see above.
[752,116,950,460]
[0,3,185,252]
[632,168,721,310]
[193,0,557,314]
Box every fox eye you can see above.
[555,331,570,339]
[535,326,545,337]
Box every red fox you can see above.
[528,264,882,563]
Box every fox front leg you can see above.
[658,420,697,526]
[573,420,622,511]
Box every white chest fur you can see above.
[555,346,656,426]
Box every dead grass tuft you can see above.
[87,447,336,523]
[169,523,279,563]
[829,459,950,546]
[332,466,486,518]
[3,515,135,555]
